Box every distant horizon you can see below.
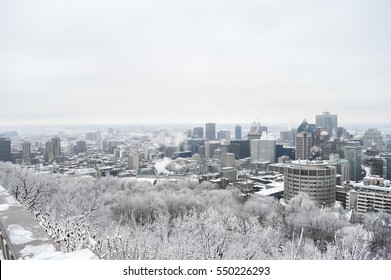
[1,120,391,136]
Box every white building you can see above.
[250,139,276,163]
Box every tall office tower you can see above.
[75,140,87,154]
[22,142,31,164]
[44,140,54,162]
[344,141,363,182]
[235,125,242,140]
[228,140,250,159]
[247,121,262,140]
[51,137,61,158]
[295,132,313,160]
[217,130,231,140]
[284,160,337,206]
[250,139,276,163]
[0,137,12,162]
[280,130,295,146]
[193,127,204,138]
[384,154,391,180]
[205,123,216,140]
[276,144,296,162]
[329,154,349,185]
[128,153,139,171]
[363,128,383,150]
[205,141,220,159]
[363,157,383,177]
[316,111,338,136]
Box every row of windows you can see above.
[285,168,335,176]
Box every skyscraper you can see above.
[75,140,87,154]
[295,132,313,160]
[0,137,11,162]
[344,141,363,182]
[247,121,262,140]
[205,123,216,141]
[296,119,316,160]
[193,127,204,138]
[44,140,54,162]
[363,128,383,150]
[217,130,231,140]
[235,125,242,140]
[52,137,61,158]
[22,142,31,164]
[316,111,338,136]
[250,139,276,163]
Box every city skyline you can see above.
[1,0,391,126]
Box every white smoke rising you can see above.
[155,157,172,175]
[152,129,187,147]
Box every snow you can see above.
[5,195,19,205]
[8,224,48,244]
[0,204,9,211]
[20,244,99,260]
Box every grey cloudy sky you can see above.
[1,0,390,126]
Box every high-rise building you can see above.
[295,132,313,160]
[316,111,338,136]
[22,142,31,164]
[363,157,383,177]
[205,141,220,159]
[75,140,87,154]
[235,125,242,140]
[247,121,262,140]
[363,128,383,150]
[384,154,391,180]
[0,137,11,162]
[276,144,295,162]
[217,130,231,140]
[250,139,276,163]
[228,140,250,160]
[193,127,204,138]
[44,141,54,162]
[52,137,61,158]
[205,123,216,141]
[280,130,295,146]
[329,154,349,185]
[128,153,139,171]
[344,141,363,182]
[284,160,337,206]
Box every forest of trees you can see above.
[0,162,390,260]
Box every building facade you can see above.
[21,142,31,164]
[250,139,276,163]
[0,137,11,162]
[316,111,338,136]
[344,141,363,182]
[235,125,242,140]
[247,121,262,141]
[205,123,216,141]
[193,127,204,138]
[284,160,337,206]
[295,132,313,160]
[363,128,383,150]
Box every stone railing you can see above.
[0,185,98,260]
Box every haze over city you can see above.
[3,2,391,279]
[1,0,390,126]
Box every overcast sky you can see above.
[1,0,390,127]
